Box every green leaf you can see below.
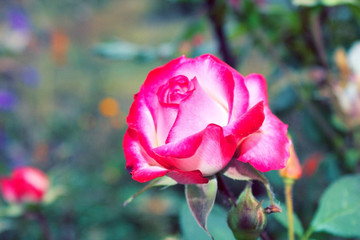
[155,176,177,185]
[309,174,360,237]
[180,202,235,240]
[43,185,66,205]
[185,178,217,240]
[270,202,304,237]
[0,204,24,218]
[223,160,267,183]
[123,176,177,206]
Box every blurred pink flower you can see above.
[0,167,49,204]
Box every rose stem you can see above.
[251,12,348,163]
[216,174,237,206]
[33,210,53,240]
[206,0,237,67]
[284,178,295,240]
[260,231,272,240]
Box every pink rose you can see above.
[123,54,290,184]
[0,167,49,203]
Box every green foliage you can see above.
[0,205,23,218]
[308,174,360,238]
[270,86,298,113]
[270,202,304,237]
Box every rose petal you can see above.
[141,56,188,141]
[12,177,43,202]
[154,124,237,176]
[202,54,249,123]
[156,105,178,146]
[123,129,168,183]
[1,175,43,203]
[244,73,269,108]
[0,178,18,202]
[126,56,189,148]
[166,78,229,143]
[142,56,188,91]
[236,74,290,171]
[224,101,265,142]
[167,170,209,184]
[8,167,49,202]
[237,110,290,171]
[13,167,49,193]
[127,96,158,148]
[174,55,237,121]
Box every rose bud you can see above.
[279,139,302,180]
[227,182,266,240]
[123,54,290,184]
[0,167,49,204]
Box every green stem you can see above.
[310,8,328,69]
[35,210,53,240]
[284,178,295,240]
[264,182,274,206]
[216,174,237,206]
[245,164,275,206]
[206,0,236,67]
[25,209,53,240]
[301,227,315,240]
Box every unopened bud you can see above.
[279,138,302,180]
[227,182,266,240]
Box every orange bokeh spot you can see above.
[110,113,125,129]
[178,41,192,55]
[99,98,119,117]
[51,29,70,65]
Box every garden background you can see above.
[1,0,360,239]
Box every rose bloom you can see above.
[0,167,49,203]
[123,54,290,184]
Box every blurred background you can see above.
[0,0,359,239]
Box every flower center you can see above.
[157,75,195,105]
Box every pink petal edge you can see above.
[154,124,237,176]
[123,129,168,183]
[235,73,290,171]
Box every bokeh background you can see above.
[1,0,359,239]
